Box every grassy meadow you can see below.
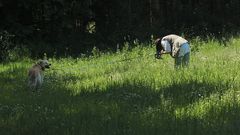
[0,37,240,135]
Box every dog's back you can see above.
[28,64,43,89]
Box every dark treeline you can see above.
[0,0,240,57]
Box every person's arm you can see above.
[160,50,171,54]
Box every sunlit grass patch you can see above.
[0,37,240,135]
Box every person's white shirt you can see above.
[161,40,171,53]
[161,40,190,57]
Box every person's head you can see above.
[154,38,163,59]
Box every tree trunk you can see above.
[149,0,153,27]
[152,0,160,25]
[128,0,132,28]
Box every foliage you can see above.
[0,31,14,61]
[0,31,30,62]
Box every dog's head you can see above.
[38,60,51,70]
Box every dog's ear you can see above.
[37,60,44,65]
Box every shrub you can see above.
[0,31,14,62]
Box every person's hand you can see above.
[155,54,162,59]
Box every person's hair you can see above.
[155,38,163,52]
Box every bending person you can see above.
[155,34,190,68]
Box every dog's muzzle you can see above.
[45,64,51,68]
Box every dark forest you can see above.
[0,0,240,57]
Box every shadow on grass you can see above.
[0,68,239,135]
[161,80,231,107]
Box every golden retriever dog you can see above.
[28,60,51,89]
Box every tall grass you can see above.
[0,37,240,135]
